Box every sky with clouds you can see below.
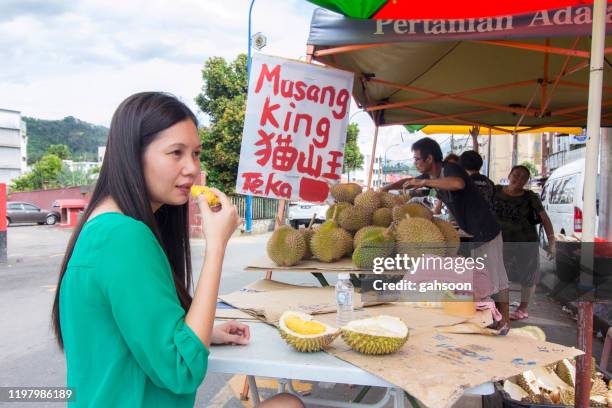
[0,0,453,164]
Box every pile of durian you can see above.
[278,311,409,355]
[267,183,461,269]
[503,358,612,407]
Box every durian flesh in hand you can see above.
[278,311,338,352]
[341,315,409,355]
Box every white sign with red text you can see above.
[236,54,354,202]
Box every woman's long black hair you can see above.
[52,92,197,350]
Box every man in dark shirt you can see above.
[382,137,509,331]
[460,150,495,209]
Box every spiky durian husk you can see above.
[372,208,393,227]
[352,230,395,270]
[330,183,362,204]
[432,218,460,256]
[590,394,608,407]
[279,329,338,352]
[592,377,608,397]
[338,205,372,232]
[299,228,315,260]
[267,225,306,266]
[379,192,399,208]
[326,202,351,221]
[556,358,576,387]
[395,217,446,257]
[517,371,541,396]
[341,329,408,355]
[521,393,554,405]
[311,222,352,262]
[354,191,381,214]
[354,226,386,249]
[405,203,433,220]
[560,388,575,406]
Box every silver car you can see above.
[6,202,60,226]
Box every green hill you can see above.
[23,116,108,164]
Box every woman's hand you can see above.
[210,321,250,345]
[196,187,242,251]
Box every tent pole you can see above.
[487,128,492,178]
[367,125,380,190]
[576,0,605,406]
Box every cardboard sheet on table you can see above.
[325,330,582,408]
[218,279,367,324]
[315,304,493,335]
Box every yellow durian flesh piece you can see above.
[285,315,326,335]
[190,185,221,206]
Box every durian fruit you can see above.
[394,193,410,206]
[354,226,385,249]
[299,215,318,260]
[379,192,399,208]
[592,376,608,397]
[311,211,353,263]
[267,225,306,266]
[341,315,409,355]
[391,203,433,222]
[503,380,529,401]
[432,218,460,256]
[530,367,572,394]
[372,207,393,227]
[516,370,542,396]
[330,183,362,204]
[326,202,351,221]
[556,358,576,387]
[404,202,433,220]
[395,217,446,257]
[278,311,338,352]
[190,185,221,207]
[509,325,547,342]
[521,393,554,405]
[560,388,575,406]
[352,227,395,270]
[338,205,372,232]
[354,190,381,214]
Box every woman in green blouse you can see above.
[50,92,304,408]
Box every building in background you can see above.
[97,146,106,163]
[345,155,385,188]
[542,132,587,175]
[61,160,100,173]
[486,133,543,184]
[0,109,28,185]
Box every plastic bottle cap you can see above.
[338,273,350,280]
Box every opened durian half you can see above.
[278,311,338,352]
[341,315,409,355]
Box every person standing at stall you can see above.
[493,165,556,320]
[381,137,510,331]
[459,150,495,209]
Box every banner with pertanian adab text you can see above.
[236,54,354,202]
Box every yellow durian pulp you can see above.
[285,315,326,335]
[190,185,221,206]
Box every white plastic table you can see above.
[208,320,494,408]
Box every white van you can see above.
[540,158,600,243]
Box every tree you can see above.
[10,154,63,191]
[195,54,247,193]
[46,144,71,160]
[343,123,364,181]
[520,161,539,177]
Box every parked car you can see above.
[287,201,328,229]
[539,158,600,246]
[6,202,61,226]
